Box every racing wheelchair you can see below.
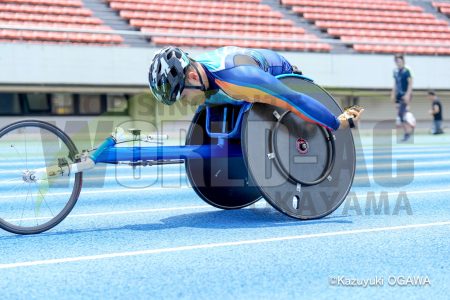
[0,75,356,234]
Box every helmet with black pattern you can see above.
[148,47,191,105]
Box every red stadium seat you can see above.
[109,2,282,18]
[0,0,125,46]
[283,0,450,54]
[283,0,422,12]
[303,12,447,26]
[4,0,83,8]
[0,4,93,16]
[293,6,435,19]
[109,0,268,12]
[101,0,331,51]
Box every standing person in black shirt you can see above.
[391,54,413,141]
[428,90,444,134]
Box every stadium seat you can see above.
[109,2,283,18]
[141,27,312,40]
[328,28,450,40]
[0,12,103,25]
[0,1,124,45]
[283,0,450,54]
[433,2,450,16]
[132,19,302,35]
[4,0,83,7]
[120,10,293,26]
[152,35,330,52]
[353,43,450,55]
[315,21,450,33]
[106,0,270,11]
[303,13,448,26]
[283,0,422,12]
[293,6,436,19]
[0,4,92,16]
[108,0,330,51]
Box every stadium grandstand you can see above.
[1,0,450,129]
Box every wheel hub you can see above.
[296,138,309,154]
[22,170,36,183]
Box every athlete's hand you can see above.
[338,105,365,129]
[292,65,302,75]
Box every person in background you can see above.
[391,54,413,142]
[428,90,444,135]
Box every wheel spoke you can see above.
[19,184,31,227]
[0,177,23,183]
[9,144,27,167]
[24,127,28,170]
[34,182,54,218]
[30,188,39,227]
[0,180,26,195]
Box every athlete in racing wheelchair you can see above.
[0,46,365,234]
[148,46,365,219]
[148,46,364,131]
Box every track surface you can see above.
[0,133,449,299]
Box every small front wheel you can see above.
[0,120,82,234]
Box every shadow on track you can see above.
[0,207,352,240]
[124,208,352,231]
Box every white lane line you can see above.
[0,168,447,187]
[0,147,448,168]
[354,170,450,181]
[1,166,449,186]
[350,188,450,197]
[5,186,450,222]
[359,149,450,155]
[358,152,450,160]
[1,175,450,202]
[364,160,450,169]
[0,174,185,187]
[47,187,450,219]
[1,220,449,269]
[0,166,446,188]
[5,205,211,222]
[0,186,192,199]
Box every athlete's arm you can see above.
[213,65,342,130]
[433,103,440,114]
[391,81,397,102]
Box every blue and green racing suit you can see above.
[194,46,340,131]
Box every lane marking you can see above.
[5,185,450,222]
[350,188,450,198]
[5,205,211,222]
[354,170,450,181]
[1,220,449,269]
[2,169,449,197]
[0,173,186,186]
[0,147,449,168]
[0,186,192,199]
[0,185,450,222]
[57,187,450,218]
[364,160,450,169]
[1,150,447,165]
[2,167,449,190]
[3,168,449,189]
[358,152,449,160]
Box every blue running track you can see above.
[0,133,449,299]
